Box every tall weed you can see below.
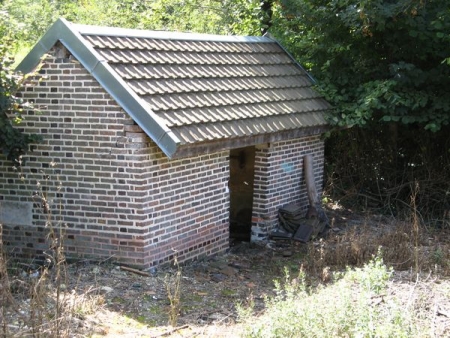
[0,161,103,337]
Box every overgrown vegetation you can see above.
[240,252,420,338]
[269,0,450,221]
[236,188,450,337]
[324,125,450,223]
[303,208,450,278]
[272,0,450,131]
[237,207,450,337]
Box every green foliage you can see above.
[5,0,449,131]
[131,0,262,35]
[346,247,393,295]
[0,7,41,161]
[242,251,418,338]
[147,0,263,35]
[4,0,264,51]
[271,0,450,131]
[2,0,58,52]
[268,0,450,219]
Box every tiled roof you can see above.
[18,19,331,158]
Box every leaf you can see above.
[432,20,443,30]
[425,123,440,132]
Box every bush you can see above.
[241,250,419,338]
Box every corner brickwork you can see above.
[138,147,230,266]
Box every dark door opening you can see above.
[229,146,255,241]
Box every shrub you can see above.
[241,250,418,338]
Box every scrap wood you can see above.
[153,324,189,337]
[120,265,151,277]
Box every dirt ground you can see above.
[69,210,450,337]
[4,210,450,337]
[70,241,282,337]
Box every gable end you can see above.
[16,18,181,158]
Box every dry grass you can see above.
[0,162,105,337]
[2,213,450,337]
[240,252,447,338]
[304,212,450,282]
[0,228,105,337]
[165,256,182,327]
[239,203,450,337]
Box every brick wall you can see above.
[0,49,326,268]
[0,52,229,267]
[251,137,325,239]
[138,146,229,266]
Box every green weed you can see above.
[241,250,418,338]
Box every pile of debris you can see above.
[270,203,328,242]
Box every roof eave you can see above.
[16,18,181,159]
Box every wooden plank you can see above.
[304,154,318,206]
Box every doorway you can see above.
[229,146,256,241]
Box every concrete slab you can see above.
[0,201,33,226]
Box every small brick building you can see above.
[0,19,330,268]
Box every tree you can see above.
[4,0,265,49]
[272,0,450,132]
[9,0,448,132]
[0,7,41,161]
